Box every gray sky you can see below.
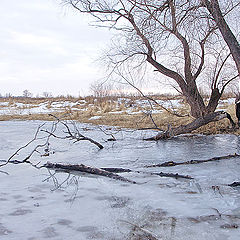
[0,0,111,97]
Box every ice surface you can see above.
[0,121,240,239]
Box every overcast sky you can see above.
[0,0,112,97]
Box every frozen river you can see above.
[0,121,240,239]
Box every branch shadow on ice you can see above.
[42,169,80,204]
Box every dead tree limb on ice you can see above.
[228,182,240,187]
[0,117,104,168]
[44,162,136,184]
[102,168,193,180]
[47,114,104,149]
[145,153,240,168]
[0,123,46,167]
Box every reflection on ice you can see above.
[0,121,240,239]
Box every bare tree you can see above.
[63,0,239,138]
[42,92,53,98]
[201,0,240,76]
[90,80,113,98]
[23,89,33,98]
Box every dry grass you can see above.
[0,96,239,136]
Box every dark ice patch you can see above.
[76,226,98,232]
[41,227,59,238]
[0,223,12,236]
[87,230,105,239]
[28,187,44,193]
[57,219,73,226]
[110,196,131,208]
[0,198,8,201]
[16,199,27,203]
[12,195,22,199]
[9,208,32,216]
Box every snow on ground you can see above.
[220,98,236,105]
[155,99,182,109]
[217,98,236,111]
[0,98,185,116]
[0,121,240,239]
[0,101,88,116]
[89,116,102,120]
[0,102,9,106]
[0,97,237,117]
[0,102,52,115]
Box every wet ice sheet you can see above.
[0,121,240,240]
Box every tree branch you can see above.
[145,153,240,168]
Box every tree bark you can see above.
[145,111,234,140]
[147,57,207,118]
[206,88,221,113]
[145,153,240,168]
[202,0,240,76]
[185,81,208,117]
[44,162,136,184]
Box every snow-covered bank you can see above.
[0,98,235,116]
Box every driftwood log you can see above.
[43,163,193,182]
[145,153,240,168]
[102,167,193,179]
[44,162,136,184]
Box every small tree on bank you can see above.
[63,0,239,138]
[23,89,33,98]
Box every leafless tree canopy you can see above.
[62,0,239,138]
[64,0,239,117]
[202,0,240,76]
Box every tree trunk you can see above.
[203,0,240,76]
[145,111,233,140]
[206,88,221,113]
[184,82,207,118]
[147,56,208,118]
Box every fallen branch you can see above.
[0,123,47,167]
[102,168,193,179]
[44,162,136,184]
[145,111,236,140]
[146,171,193,179]
[47,114,104,149]
[1,116,104,169]
[228,182,240,187]
[101,167,132,173]
[145,153,240,168]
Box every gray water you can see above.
[0,121,240,240]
